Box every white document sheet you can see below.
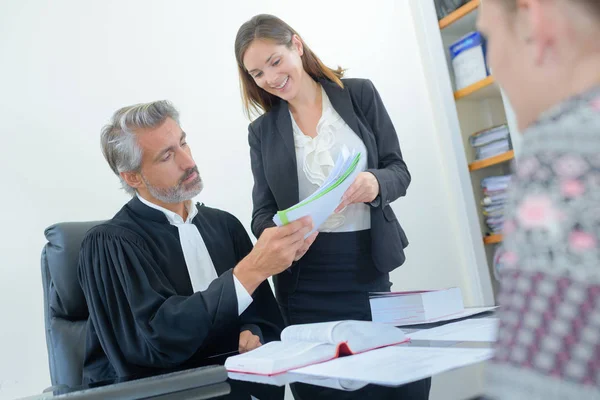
[272,150,364,237]
[293,346,494,386]
[392,306,497,327]
[408,318,499,342]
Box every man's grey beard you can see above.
[141,167,203,204]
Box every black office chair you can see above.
[41,221,104,389]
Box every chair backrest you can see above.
[41,221,104,388]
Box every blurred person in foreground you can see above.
[477,0,600,399]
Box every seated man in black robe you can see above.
[78,100,313,383]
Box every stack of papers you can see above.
[273,149,363,236]
[469,124,512,161]
[481,175,511,191]
[476,141,512,160]
[394,306,497,327]
[469,125,510,147]
[293,346,494,387]
[481,175,512,235]
[408,317,499,342]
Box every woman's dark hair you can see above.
[235,14,345,118]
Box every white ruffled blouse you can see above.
[290,87,371,232]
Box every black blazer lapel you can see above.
[321,78,378,170]
[273,102,300,209]
[320,79,362,139]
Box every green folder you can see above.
[276,153,362,225]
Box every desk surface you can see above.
[19,314,495,400]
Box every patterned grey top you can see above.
[486,86,600,399]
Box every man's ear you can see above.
[120,171,144,190]
[520,0,556,66]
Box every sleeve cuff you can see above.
[368,195,381,208]
[233,274,253,315]
[240,324,265,344]
[365,170,383,208]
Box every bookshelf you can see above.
[410,0,521,306]
[469,150,514,171]
[454,76,498,100]
[439,0,480,29]
[483,234,503,245]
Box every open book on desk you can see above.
[224,320,408,376]
[273,149,363,236]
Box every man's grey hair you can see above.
[100,100,180,195]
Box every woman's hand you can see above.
[335,172,380,213]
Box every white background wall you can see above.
[0,1,475,398]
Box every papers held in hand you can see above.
[273,149,363,236]
[224,320,408,376]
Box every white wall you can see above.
[0,1,473,398]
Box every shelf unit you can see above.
[410,0,521,306]
[483,234,503,245]
[469,150,514,171]
[438,0,480,29]
[454,75,497,100]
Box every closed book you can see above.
[369,287,465,325]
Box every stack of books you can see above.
[369,288,465,325]
[469,124,512,161]
[368,287,496,327]
[481,175,511,235]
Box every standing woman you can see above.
[477,0,600,399]
[235,14,430,399]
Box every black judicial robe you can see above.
[78,196,284,383]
